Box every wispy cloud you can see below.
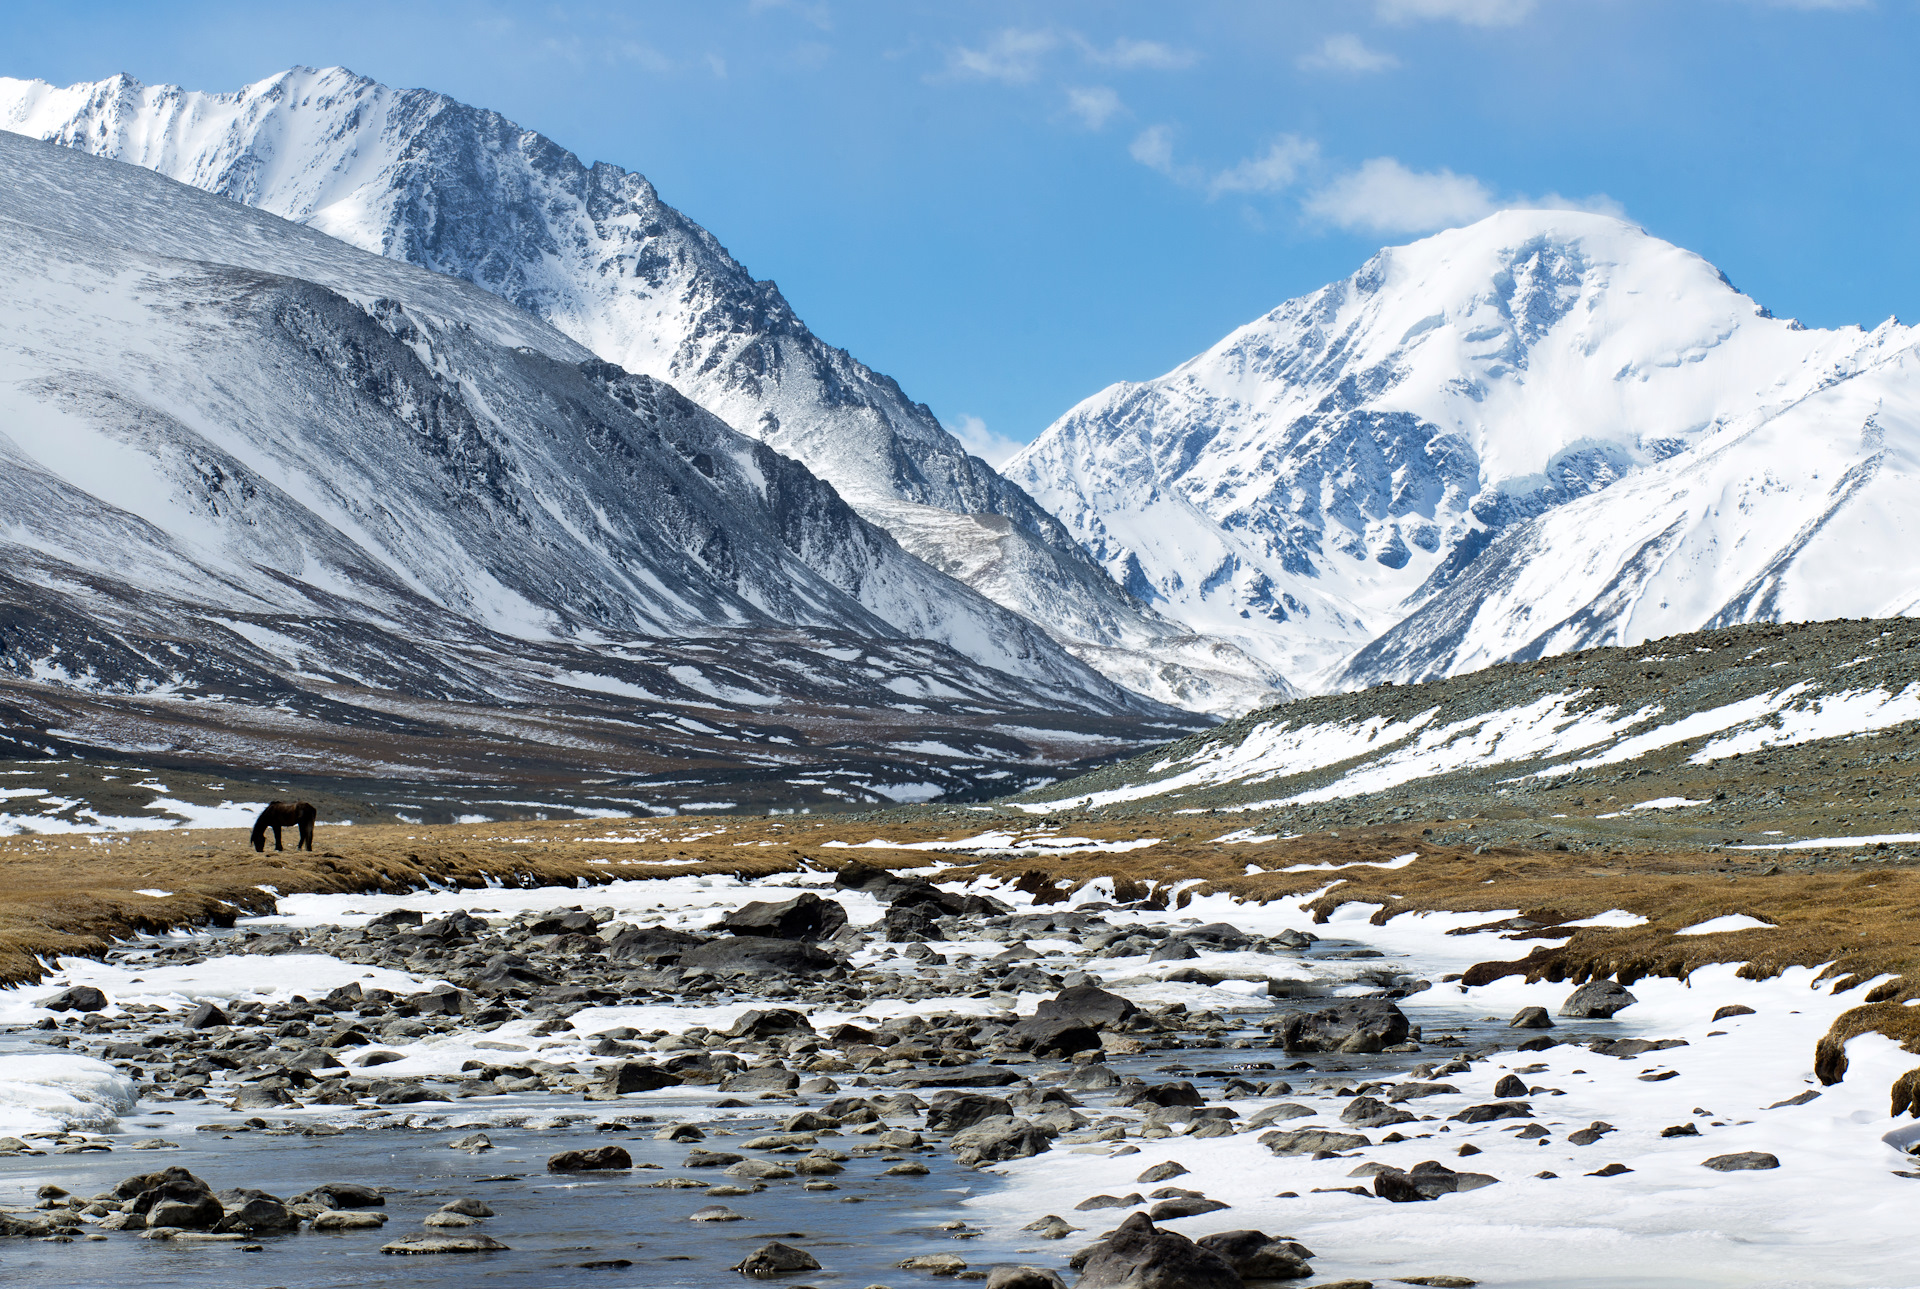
[945,415,1026,468]
[1376,0,1538,25]
[1078,37,1198,70]
[1065,86,1124,130]
[948,28,1060,83]
[1303,156,1622,234]
[943,28,1197,84]
[1298,34,1400,73]
[1132,128,1319,198]
[1209,136,1320,195]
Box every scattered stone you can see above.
[1449,1102,1532,1124]
[1492,1074,1528,1099]
[1507,1006,1553,1029]
[1702,1152,1780,1171]
[719,893,848,941]
[1661,1124,1701,1138]
[691,1205,746,1222]
[1136,1161,1189,1184]
[1148,1195,1230,1220]
[41,986,108,1013]
[1766,1090,1820,1109]
[1195,1228,1315,1280]
[1261,1128,1371,1156]
[380,1233,510,1254]
[951,1117,1053,1167]
[899,1252,968,1274]
[312,1210,389,1230]
[1022,1215,1079,1239]
[732,1241,821,1277]
[1588,1163,1634,1177]
[1032,984,1137,1028]
[983,1266,1069,1289]
[1072,1212,1241,1289]
[1712,1004,1757,1022]
[547,1146,633,1172]
[1273,999,1410,1054]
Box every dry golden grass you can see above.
[4,810,1917,1109]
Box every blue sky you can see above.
[4,1,1913,461]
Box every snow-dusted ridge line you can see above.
[0,66,1284,715]
[1010,208,1920,690]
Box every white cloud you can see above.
[1133,128,1317,198]
[1065,86,1124,130]
[1080,37,1198,70]
[1303,156,1624,235]
[1299,33,1400,73]
[1209,135,1320,195]
[1376,0,1537,25]
[1303,158,1495,233]
[949,28,1059,83]
[945,415,1026,468]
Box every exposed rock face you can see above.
[678,936,840,975]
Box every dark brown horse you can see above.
[252,801,317,853]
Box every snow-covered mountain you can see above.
[0,66,1285,715]
[0,130,1208,805]
[1010,209,1918,688]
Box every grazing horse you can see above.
[252,801,317,853]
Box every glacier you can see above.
[1010,209,1918,689]
[0,66,1289,715]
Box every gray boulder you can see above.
[1509,1006,1554,1028]
[1195,1229,1314,1280]
[1273,999,1409,1053]
[1259,1128,1370,1156]
[718,892,848,941]
[1033,984,1138,1028]
[1072,1212,1243,1289]
[41,986,108,1012]
[1560,979,1638,1019]
[546,1145,632,1172]
[679,936,838,974]
[927,1092,1014,1133]
[731,1241,821,1277]
[950,1116,1053,1167]
[985,1266,1069,1289]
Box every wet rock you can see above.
[449,1133,493,1152]
[725,1159,794,1180]
[899,1252,968,1274]
[1712,1004,1757,1022]
[42,986,108,1013]
[1508,1007,1553,1029]
[1075,1194,1144,1210]
[312,1210,388,1230]
[381,1233,510,1254]
[720,893,848,941]
[721,1067,801,1094]
[1273,999,1409,1053]
[728,1009,816,1041]
[216,1192,298,1234]
[0,1210,73,1238]
[691,1205,746,1222]
[680,936,839,975]
[1559,980,1637,1019]
[1009,1017,1102,1057]
[984,1265,1069,1289]
[230,1086,296,1110]
[1033,984,1138,1029]
[1492,1074,1528,1099]
[1195,1229,1314,1280]
[423,1211,476,1228]
[547,1145,633,1172]
[1071,1212,1241,1289]
[1383,1082,1458,1104]
[440,1198,494,1217]
[1136,1161,1188,1183]
[880,1065,1021,1090]
[1661,1123,1701,1137]
[1148,940,1198,962]
[1398,1278,1477,1287]
[732,1240,821,1277]
[1260,1128,1370,1156]
[590,1061,681,1096]
[185,1002,230,1030]
[1023,1215,1080,1239]
[1588,1163,1634,1177]
[1137,1082,1204,1109]
[1243,1103,1316,1129]
[1702,1152,1780,1171]
[950,1117,1053,1167]
[686,1149,747,1168]
[927,1093,1014,1133]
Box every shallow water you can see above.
[0,1101,1037,1287]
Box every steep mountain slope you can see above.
[0,67,1283,714]
[0,132,1198,806]
[1010,210,1914,687]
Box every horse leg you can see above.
[272,824,284,852]
[299,820,313,851]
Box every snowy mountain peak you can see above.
[1,67,1288,715]
[1011,209,1914,688]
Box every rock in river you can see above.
[1071,1212,1242,1289]
[547,1146,633,1172]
